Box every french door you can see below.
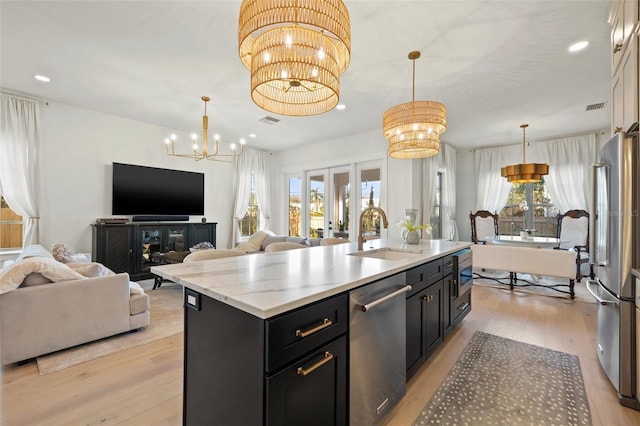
[307,166,351,239]
[302,163,383,241]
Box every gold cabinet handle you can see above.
[295,318,332,338]
[297,351,334,376]
[614,126,623,134]
[421,295,434,302]
[613,43,623,53]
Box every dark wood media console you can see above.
[92,221,216,281]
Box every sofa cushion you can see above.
[308,238,323,247]
[66,262,115,278]
[261,235,287,251]
[130,293,150,315]
[0,257,86,294]
[22,272,53,287]
[16,244,54,261]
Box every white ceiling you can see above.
[0,0,612,153]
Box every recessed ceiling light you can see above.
[249,133,256,138]
[335,104,346,110]
[568,41,589,52]
[34,74,51,82]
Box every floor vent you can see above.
[259,116,280,125]
[586,102,606,111]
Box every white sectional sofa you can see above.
[0,245,150,365]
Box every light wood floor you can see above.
[2,284,639,426]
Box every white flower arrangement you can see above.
[396,216,432,232]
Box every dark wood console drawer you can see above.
[266,294,348,372]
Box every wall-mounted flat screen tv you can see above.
[112,162,204,216]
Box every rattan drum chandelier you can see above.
[383,51,447,159]
[500,124,549,183]
[238,0,351,116]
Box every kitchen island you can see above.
[152,238,472,425]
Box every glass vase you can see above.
[404,230,419,244]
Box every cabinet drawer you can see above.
[442,254,454,277]
[266,335,347,426]
[425,259,443,285]
[452,290,471,325]
[266,294,348,372]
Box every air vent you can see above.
[259,116,280,125]
[586,102,606,111]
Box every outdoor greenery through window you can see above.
[498,181,558,237]
[288,177,302,237]
[360,171,381,238]
[0,196,23,249]
[430,172,442,239]
[238,173,259,237]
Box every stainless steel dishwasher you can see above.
[349,272,411,426]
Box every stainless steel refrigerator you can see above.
[587,130,640,410]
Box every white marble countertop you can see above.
[151,238,472,319]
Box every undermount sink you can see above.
[347,247,423,260]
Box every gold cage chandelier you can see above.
[383,51,447,159]
[164,96,244,162]
[500,124,549,183]
[238,0,351,116]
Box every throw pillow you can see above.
[0,257,86,294]
[66,262,115,278]
[236,230,276,253]
[51,243,75,263]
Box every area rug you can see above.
[414,331,592,426]
[36,281,183,375]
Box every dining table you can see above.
[484,235,566,249]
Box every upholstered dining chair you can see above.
[469,210,499,244]
[320,237,349,246]
[264,242,308,252]
[555,209,594,282]
[183,248,246,263]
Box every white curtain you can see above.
[252,150,272,230]
[474,144,519,213]
[230,148,271,247]
[443,143,458,240]
[536,134,596,213]
[0,93,40,246]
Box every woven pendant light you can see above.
[238,0,351,116]
[383,51,447,159]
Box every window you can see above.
[288,177,302,237]
[238,173,260,237]
[360,169,381,238]
[430,172,443,239]
[0,196,23,249]
[498,182,558,237]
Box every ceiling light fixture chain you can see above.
[383,50,447,159]
[500,123,549,183]
[164,96,245,162]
